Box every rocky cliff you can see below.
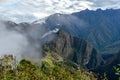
[43,30,104,69]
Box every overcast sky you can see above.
[0,0,119,22]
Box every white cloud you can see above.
[33,12,50,19]
[0,0,119,22]
[0,0,19,5]
[89,0,120,9]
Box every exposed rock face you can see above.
[43,30,104,69]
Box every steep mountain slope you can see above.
[72,9,120,54]
[43,30,104,69]
[43,9,120,56]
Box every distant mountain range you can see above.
[42,9,120,58]
[5,9,120,57]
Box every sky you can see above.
[0,0,120,22]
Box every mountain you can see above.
[43,30,104,69]
[5,9,120,58]
[2,21,104,69]
[41,9,120,58]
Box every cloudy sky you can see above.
[0,0,119,22]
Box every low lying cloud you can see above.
[0,21,56,62]
[0,22,28,60]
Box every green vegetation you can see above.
[114,64,120,80]
[102,64,120,80]
[0,54,98,80]
[103,73,108,80]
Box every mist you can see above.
[0,21,56,62]
[0,24,23,61]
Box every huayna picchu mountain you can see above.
[43,30,104,69]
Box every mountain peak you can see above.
[43,29,104,69]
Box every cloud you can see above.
[0,20,56,62]
[89,0,120,9]
[0,0,18,5]
[0,0,119,22]
[0,22,28,60]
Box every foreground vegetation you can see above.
[114,64,120,80]
[0,54,98,80]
